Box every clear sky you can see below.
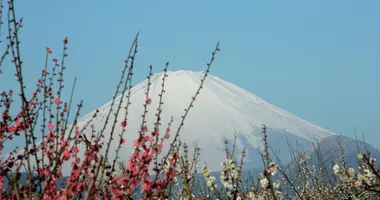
[1,0,380,148]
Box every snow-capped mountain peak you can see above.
[74,70,335,171]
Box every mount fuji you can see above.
[75,70,335,172]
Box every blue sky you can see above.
[1,0,380,148]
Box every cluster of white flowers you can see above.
[333,164,340,174]
[259,162,278,189]
[326,154,380,199]
[162,160,172,172]
[190,150,379,199]
[202,165,217,190]
[333,163,362,188]
[267,162,277,176]
[247,188,259,200]
[112,170,121,178]
[220,158,241,190]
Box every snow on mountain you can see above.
[74,70,335,172]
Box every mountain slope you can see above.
[281,135,380,187]
[74,70,335,173]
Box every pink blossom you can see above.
[142,179,151,193]
[145,98,151,105]
[55,98,61,105]
[126,161,133,170]
[72,147,79,154]
[133,140,139,147]
[142,126,148,133]
[63,149,70,160]
[121,120,127,128]
[120,138,126,145]
[48,123,55,131]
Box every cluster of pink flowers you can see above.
[0,39,181,200]
[105,121,178,199]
